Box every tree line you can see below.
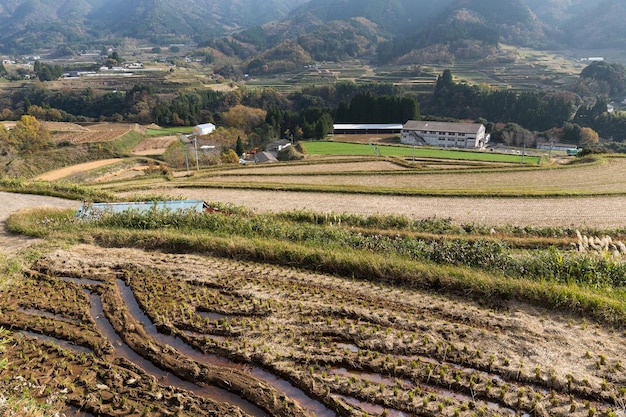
[4,65,626,150]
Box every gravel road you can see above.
[0,191,80,254]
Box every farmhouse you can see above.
[192,123,216,136]
[332,123,403,135]
[401,121,489,149]
[267,139,292,152]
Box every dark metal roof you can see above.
[403,121,484,134]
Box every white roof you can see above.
[333,124,403,130]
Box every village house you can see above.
[401,121,489,149]
[266,139,292,152]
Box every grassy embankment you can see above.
[0,129,145,179]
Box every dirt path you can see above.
[166,188,626,228]
[131,135,178,156]
[35,159,122,181]
[0,191,80,254]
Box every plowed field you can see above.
[0,243,622,417]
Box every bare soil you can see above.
[34,159,123,181]
[0,191,79,254]
[131,135,178,156]
[3,243,622,417]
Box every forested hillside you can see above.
[219,0,562,69]
[0,0,624,58]
[0,0,308,53]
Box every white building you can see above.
[332,123,403,135]
[192,123,216,136]
[401,121,489,149]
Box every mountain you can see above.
[0,0,308,53]
[216,0,552,69]
[519,0,626,49]
[288,0,455,35]
[365,0,550,64]
[562,0,626,49]
[1,0,624,60]
[520,0,605,23]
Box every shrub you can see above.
[277,146,304,161]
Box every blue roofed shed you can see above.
[76,200,210,219]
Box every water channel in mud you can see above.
[86,289,270,416]
[51,275,271,417]
[116,279,336,417]
[18,330,93,354]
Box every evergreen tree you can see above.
[236,136,245,156]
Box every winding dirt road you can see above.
[0,191,80,254]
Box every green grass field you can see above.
[302,141,541,164]
[145,126,193,136]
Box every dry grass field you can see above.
[158,189,626,228]
[48,122,140,144]
[184,157,626,196]
[83,155,626,228]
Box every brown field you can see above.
[131,135,178,156]
[0,243,622,417]
[157,188,626,228]
[49,123,139,144]
[187,157,626,195]
[235,160,408,174]
[81,156,626,228]
[35,159,125,181]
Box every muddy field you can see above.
[1,243,624,417]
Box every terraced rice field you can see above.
[188,158,625,195]
[2,244,623,417]
[49,123,139,144]
[96,157,626,197]
[4,151,626,416]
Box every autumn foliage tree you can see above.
[0,123,9,153]
[220,149,240,164]
[580,127,600,146]
[220,105,267,134]
[8,115,52,154]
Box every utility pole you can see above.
[193,136,199,171]
[180,134,190,173]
